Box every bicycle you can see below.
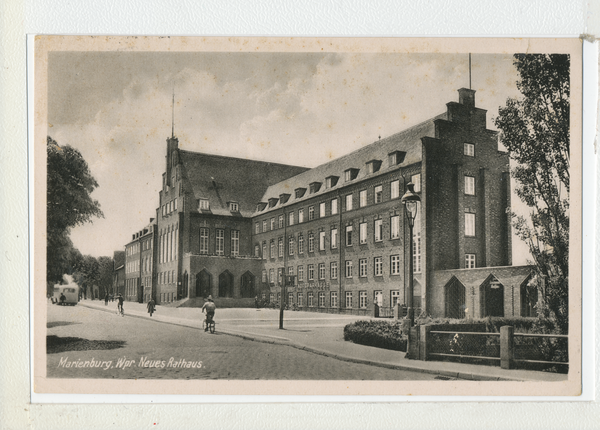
[117,305,124,317]
[202,316,215,334]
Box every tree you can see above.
[47,136,103,285]
[494,54,569,333]
[97,256,114,297]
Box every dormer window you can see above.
[257,202,268,212]
[229,202,239,212]
[295,187,307,199]
[388,151,406,166]
[199,198,210,211]
[366,160,382,174]
[325,176,339,188]
[279,193,291,204]
[268,197,279,208]
[344,168,359,182]
[309,182,322,194]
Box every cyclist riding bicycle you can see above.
[201,295,216,332]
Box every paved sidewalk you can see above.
[78,299,567,382]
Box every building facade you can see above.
[117,87,534,318]
[124,220,157,302]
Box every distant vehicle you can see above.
[52,285,79,306]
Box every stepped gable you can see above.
[179,150,309,218]
[255,112,446,215]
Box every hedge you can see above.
[343,320,407,352]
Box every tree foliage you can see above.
[494,54,569,333]
[47,136,103,285]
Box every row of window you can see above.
[162,198,178,217]
[266,290,375,309]
[159,225,179,264]
[255,174,422,233]
[126,260,139,274]
[159,270,176,285]
[198,228,240,256]
[198,199,239,213]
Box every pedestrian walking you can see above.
[105,293,109,306]
[147,297,156,317]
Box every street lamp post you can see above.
[401,182,421,327]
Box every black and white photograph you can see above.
[33,36,582,396]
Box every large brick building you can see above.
[119,87,535,319]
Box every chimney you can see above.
[458,88,476,107]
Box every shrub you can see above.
[343,320,407,352]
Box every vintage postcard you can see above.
[33,36,582,397]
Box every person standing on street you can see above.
[117,293,124,315]
[105,293,109,306]
[147,297,156,317]
[201,295,216,331]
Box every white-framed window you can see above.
[262,242,267,260]
[318,292,326,307]
[346,225,353,246]
[288,212,294,226]
[231,230,239,257]
[298,208,304,223]
[308,264,314,281]
[359,291,368,309]
[174,198,178,211]
[288,292,294,305]
[289,236,295,256]
[319,263,326,280]
[330,261,338,279]
[199,228,209,254]
[345,194,353,211]
[391,290,401,306]
[216,229,224,255]
[278,268,283,285]
[391,180,400,199]
[465,253,476,269]
[308,233,315,253]
[278,237,284,258]
[345,260,353,278]
[298,234,304,254]
[359,190,367,207]
[413,230,422,273]
[390,215,400,239]
[345,291,353,308]
[199,199,210,210]
[319,231,326,251]
[344,169,352,182]
[331,198,338,215]
[331,228,338,249]
[464,142,475,157]
[330,291,338,308]
[254,245,260,257]
[262,270,267,283]
[308,206,315,220]
[374,257,383,276]
[162,205,166,216]
[390,255,401,275]
[359,222,367,244]
[278,215,284,229]
[297,265,304,281]
[374,219,383,242]
[263,220,267,233]
[308,292,314,307]
[229,202,238,212]
[270,240,275,259]
[374,185,383,203]
[270,218,275,231]
[255,222,260,234]
[465,213,476,237]
[319,202,326,218]
[359,258,367,278]
[411,174,421,192]
[465,176,475,195]
[297,292,304,307]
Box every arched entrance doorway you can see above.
[480,275,504,317]
[240,271,256,298]
[520,276,538,317]
[218,271,234,298]
[445,277,466,319]
[195,270,212,299]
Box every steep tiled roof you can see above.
[179,151,309,218]
[255,112,446,215]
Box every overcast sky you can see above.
[47,51,532,263]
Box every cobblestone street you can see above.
[46,303,441,380]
